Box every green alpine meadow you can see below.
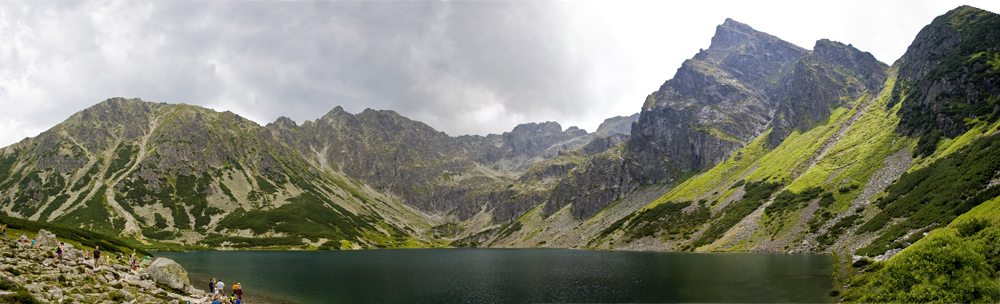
[2,4,1000,303]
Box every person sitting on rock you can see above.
[57,242,64,260]
[18,234,27,242]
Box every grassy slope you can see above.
[590,71,927,252]
[843,195,1000,303]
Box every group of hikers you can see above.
[55,242,105,265]
[4,224,248,303]
[209,278,243,304]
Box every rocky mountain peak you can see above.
[268,116,298,129]
[709,18,760,49]
[705,18,806,58]
[812,39,888,89]
[891,5,1000,142]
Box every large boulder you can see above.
[148,258,192,292]
[34,229,58,248]
[65,248,85,261]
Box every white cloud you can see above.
[1,1,998,147]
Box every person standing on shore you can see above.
[216,279,225,297]
[94,246,101,267]
[210,278,217,294]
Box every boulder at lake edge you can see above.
[148,257,194,292]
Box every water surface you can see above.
[157,249,833,303]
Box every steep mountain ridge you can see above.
[0,99,437,249]
[556,6,999,261]
[0,97,638,248]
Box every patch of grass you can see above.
[57,185,120,234]
[254,175,278,195]
[693,181,782,247]
[816,214,860,248]
[0,153,18,185]
[199,235,303,248]
[103,143,136,180]
[494,221,523,241]
[0,277,43,304]
[594,199,715,247]
[765,187,823,216]
[213,191,408,248]
[856,132,1000,256]
[843,219,1000,302]
[71,161,101,192]
[651,129,773,204]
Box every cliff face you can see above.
[890,6,1000,154]
[766,39,889,147]
[542,20,887,222]
[629,19,803,185]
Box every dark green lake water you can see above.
[156,249,833,303]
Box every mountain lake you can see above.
[156,248,834,303]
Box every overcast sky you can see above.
[1,1,997,148]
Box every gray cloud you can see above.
[0,1,641,147]
[2,1,999,147]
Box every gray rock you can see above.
[118,289,136,301]
[34,229,58,248]
[23,283,43,293]
[148,258,192,291]
[65,249,85,261]
[48,287,63,301]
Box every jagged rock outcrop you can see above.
[767,39,889,147]
[544,149,636,218]
[891,6,1000,141]
[594,113,640,137]
[34,229,58,248]
[629,18,805,186]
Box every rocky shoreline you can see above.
[1,229,218,304]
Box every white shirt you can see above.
[217,281,225,290]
